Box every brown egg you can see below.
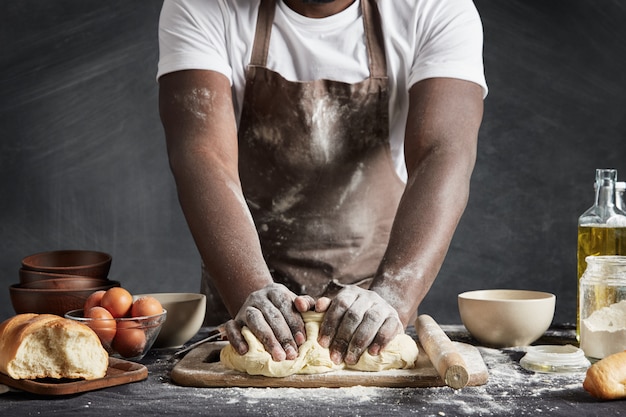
[83,290,106,312]
[85,306,116,346]
[101,287,133,318]
[113,320,146,358]
[131,296,163,318]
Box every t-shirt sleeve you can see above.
[409,0,488,97]
[157,0,232,82]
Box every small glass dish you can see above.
[65,308,166,361]
[520,344,591,373]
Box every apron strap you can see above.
[250,0,276,67]
[361,0,387,79]
[251,0,387,78]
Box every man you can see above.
[157,0,486,366]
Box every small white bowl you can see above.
[458,289,556,348]
[134,293,206,348]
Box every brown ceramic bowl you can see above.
[21,250,112,278]
[18,268,107,285]
[20,277,114,290]
[9,281,121,316]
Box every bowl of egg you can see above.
[65,287,166,361]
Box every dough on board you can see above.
[220,311,419,377]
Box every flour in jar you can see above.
[580,299,626,359]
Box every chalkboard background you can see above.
[1,0,625,326]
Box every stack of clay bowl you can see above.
[10,250,120,316]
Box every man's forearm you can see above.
[369,78,483,326]
[170,149,274,316]
[370,149,474,326]
[159,70,275,317]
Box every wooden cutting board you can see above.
[170,340,488,388]
[0,358,148,395]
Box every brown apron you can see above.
[202,0,405,324]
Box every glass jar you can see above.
[579,255,626,360]
[577,169,626,338]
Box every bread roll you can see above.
[0,313,109,380]
[583,350,626,400]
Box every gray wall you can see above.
[1,0,625,325]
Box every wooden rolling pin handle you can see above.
[415,314,469,389]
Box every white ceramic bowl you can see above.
[458,289,556,348]
[134,293,206,348]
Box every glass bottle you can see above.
[617,181,625,212]
[577,169,626,339]
[579,255,626,360]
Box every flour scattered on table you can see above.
[239,386,386,403]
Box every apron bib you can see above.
[202,0,404,323]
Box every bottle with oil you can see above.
[577,169,626,339]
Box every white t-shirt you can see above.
[157,0,488,182]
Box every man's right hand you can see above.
[224,283,315,361]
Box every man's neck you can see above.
[282,0,356,18]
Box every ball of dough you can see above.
[220,311,418,377]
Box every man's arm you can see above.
[159,69,271,312]
[158,70,313,361]
[319,77,484,365]
[373,77,484,323]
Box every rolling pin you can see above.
[415,314,469,389]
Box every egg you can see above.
[101,287,133,318]
[113,320,147,358]
[131,296,163,318]
[83,290,106,312]
[85,306,116,346]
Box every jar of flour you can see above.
[579,255,626,360]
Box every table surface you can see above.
[1,325,622,417]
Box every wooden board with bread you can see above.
[0,357,148,395]
[0,313,148,395]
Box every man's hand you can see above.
[224,283,315,361]
[315,285,403,365]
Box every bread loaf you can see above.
[0,313,109,380]
[583,350,626,400]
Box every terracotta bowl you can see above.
[458,289,556,348]
[20,277,113,290]
[21,250,112,278]
[65,308,167,361]
[133,293,206,348]
[9,281,121,316]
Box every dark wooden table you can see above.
[1,325,621,416]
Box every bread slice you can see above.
[0,313,109,380]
